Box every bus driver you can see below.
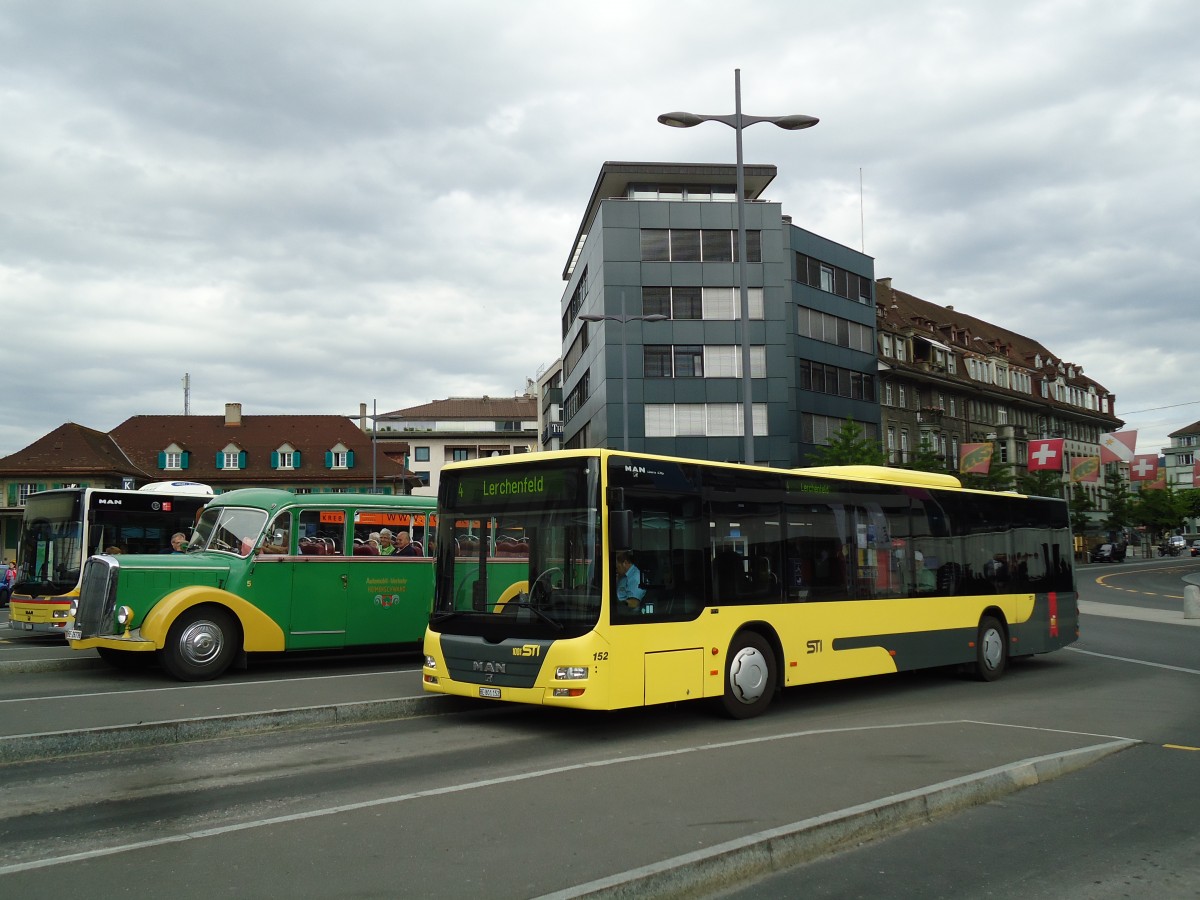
[615,550,646,611]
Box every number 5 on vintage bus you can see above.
[422,450,1078,718]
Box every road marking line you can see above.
[1163,744,1200,752]
[0,720,1135,876]
[1068,647,1200,675]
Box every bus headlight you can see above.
[555,666,589,680]
[423,655,437,669]
[53,608,71,619]
[69,599,79,618]
[116,606,134,627]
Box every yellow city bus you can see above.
[422,450,1078,718]
[8,482,213,635]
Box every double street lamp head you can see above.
[657,111,819,131]
[579,313,668,324]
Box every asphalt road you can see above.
[0,558,1197,897]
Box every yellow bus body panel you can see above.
[425,590,1037,710]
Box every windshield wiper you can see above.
[500,600,564,630]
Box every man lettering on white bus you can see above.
[615,550,646,611]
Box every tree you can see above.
[1132,484,1188,538]
[805,420,888,467]
[1068,483,1095,538]
[960,463,1016,493]
[1098,465,1135,533]
[904,434,950,474]
[1016,469,1066,499]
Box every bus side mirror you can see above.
[611,509,632,550]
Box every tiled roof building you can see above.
[0,403,419,559]
[874,278,1123,508]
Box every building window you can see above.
[330,451,348,468]
[223,451,241,470]
[644,403,767,437]
[887,426,897,464]
[451,449,470,462]
[18,483,37,504]
[414,471,430,486]
[644,345,673,377]
[277,451,295,470]
[674,345,704,377]
[884,383,894,406]
[164,451,182,469]
[640,229,762,263]
[898,385,907,408]
[802,414,879,446]
[414,447,430,462]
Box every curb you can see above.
[0,656,105,675]
[537,737,1138,899]
[0,693,476,765]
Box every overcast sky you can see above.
[2,0,1197,460]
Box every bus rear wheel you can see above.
[721,631,777,719]
[160,607,238,681]
[973,615,1007,682]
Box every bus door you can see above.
[241,509,296,637]
[289,508,349,649]
[346,510,434,645]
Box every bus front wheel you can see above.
[973,615,1007,682]
[160,607,238,681]
[721,631,776,719]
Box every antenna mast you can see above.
[182,373,191,415]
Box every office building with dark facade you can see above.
[558,161,877,467]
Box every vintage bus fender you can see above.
[138,585,286,652]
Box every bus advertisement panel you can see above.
[8,482,213,635]
[422,450,1078,718]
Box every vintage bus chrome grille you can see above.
[74,557,120,639]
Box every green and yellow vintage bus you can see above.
[67,488,449,680]
[422,450,1078,718]
[9,482,213,635]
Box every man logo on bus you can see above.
[473,660,506,674]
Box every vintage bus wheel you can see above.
[973,615,1007,682]
[721,631,777,719]
[160,607,238,681]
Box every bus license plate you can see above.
[479,687,501,699]
[13,622,34,631]
[65,629,82,641]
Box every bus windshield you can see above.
[190,506,269,557]
[17,492,85,595]
[433,458,603,638]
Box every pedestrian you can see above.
[1,560,15,608]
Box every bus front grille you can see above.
[74,557,120,639]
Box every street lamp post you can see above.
[659,69,818,465]
[580,292,667,452]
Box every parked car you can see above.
[1091,543,1125,563]
[1191,540,1200,557]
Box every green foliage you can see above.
[1131,483,1188,536]
[805,420,888,467]
[960,463,1016,493]
[1068,483,1095,536]
[1016,469,1065,499]
[904,435,951,474]
[1098,464,1135,530]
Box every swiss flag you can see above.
[1027,438,1064,471]
[1129,454,1159,481]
